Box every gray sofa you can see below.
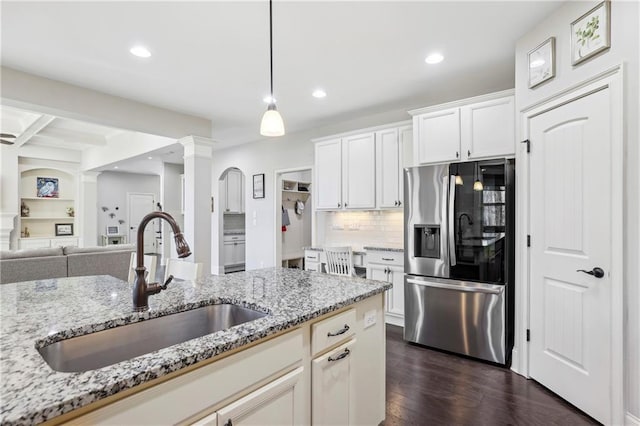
[0,245,135,284]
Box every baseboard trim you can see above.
[385,315,404,328]
[626,412,640,426]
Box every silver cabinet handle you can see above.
[328,348,351,362]
[327,324,350,337]
[338,202,341,208]
[448,175,457,266]
[382,257,395,261]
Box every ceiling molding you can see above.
[14,114,54,147]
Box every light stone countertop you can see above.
[303,246,404,254]
[0,268,390,426]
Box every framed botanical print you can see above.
[253,174,265,199]
[528,37,555,88]
[571,1,611,66]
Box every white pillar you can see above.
[179,136,215,275]
[79,171,100,247]
[0,145,19,250]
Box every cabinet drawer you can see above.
[311,309,356,356]
[365,251,403,266]
[223,235,245,243]
[304,250,320,262]
[305,261,321,272]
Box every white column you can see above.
[0,145,19,250]
[78,171,100,247]
[179,136,215,275]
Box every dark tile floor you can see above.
[384,325,599,425]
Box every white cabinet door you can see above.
[225,169,244,214]
[415,107,461,165]
[342,133,376,209]
[387,266,405,319]
[18,238,51,249]
[223,243,234,266]
[315,138,343,210]
[376,128,401,209]
[215,367,304,426]
[461,96,515,160]
[312,340,356,426]
[398,125,412,206]
[233,242,245,265]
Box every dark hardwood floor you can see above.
[384,325,599,425]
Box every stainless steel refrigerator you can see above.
[403,159,515,365]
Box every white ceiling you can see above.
[1,1,561,147]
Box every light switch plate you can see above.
[364,310,377,328]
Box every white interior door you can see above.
[529,87,612,424]
[128,193,156,254]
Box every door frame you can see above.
[515,64,624,424]
[273,165,313,267]
[127,192,157,252]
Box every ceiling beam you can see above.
[14,114,55,147]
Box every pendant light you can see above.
[454,165,463,185]
[473,165,484,191]
[260,0,285,137]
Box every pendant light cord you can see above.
[269,0,274,99]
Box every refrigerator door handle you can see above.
[448,175,457,266]
[406,277,504,295]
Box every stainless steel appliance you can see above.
[404,159,515,365]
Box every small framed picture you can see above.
[253,174,265,199]
[571,0,611,66]
[37,177,59,198]
[55,223,74,236]
[528,37,555,89]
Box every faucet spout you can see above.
[133,211,191,311]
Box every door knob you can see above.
[576,267,605,278]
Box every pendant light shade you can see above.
[473,180,484,191]
[455,174,464,185]
[260,103,285,136]
[260,0,285,137]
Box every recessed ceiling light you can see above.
[425,53,444,64]
[529,59,545,68]
[147,156,153,160]
[130,45,151,58]
[113,166,119,169]
[263,95,277,104]
[312,89,327,98]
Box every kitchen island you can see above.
[0,268,390,425]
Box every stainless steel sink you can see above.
[38,304,268,372]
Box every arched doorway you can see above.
[218,167,246,273]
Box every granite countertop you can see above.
[0,269,390,426]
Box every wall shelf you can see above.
[21,197,75,201]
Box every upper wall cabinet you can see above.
[410,90,515,165]
[223,169,244,214]
[314,122,411,211]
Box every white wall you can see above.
[161,163,184,263]
[96,171,160,244]
[515,1,639,419]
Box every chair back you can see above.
[164,258,203,282]
[324,246,354,276]
[128,253,157,284]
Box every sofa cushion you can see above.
[63,244,135,255]
[66,250,133,282]
[0,256,68,284]
[0,247,64,260]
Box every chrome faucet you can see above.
[133,211,191,311]
[458,213,474,241]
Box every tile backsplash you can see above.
[321,210,403,250]
[223,213,245,231]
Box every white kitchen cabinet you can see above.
[410,91,515,165]
[224,169,244,214]
[223,235,245,272]
[414,107,461,165]
[461,95,515,159]
[315,138,343,210]
[376,126,410,209]
[366,250,404,326]
[342,132,376,209]
[212,367,304,426]
[312,339,357,426]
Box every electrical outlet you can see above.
[364,310,377,329]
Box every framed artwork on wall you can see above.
[571,0,611,66]
[37,177,59,198]
[253,174,265,199]
[55,223,74,236]
[528,37,556,88]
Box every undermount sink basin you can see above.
[38,304,268,372]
